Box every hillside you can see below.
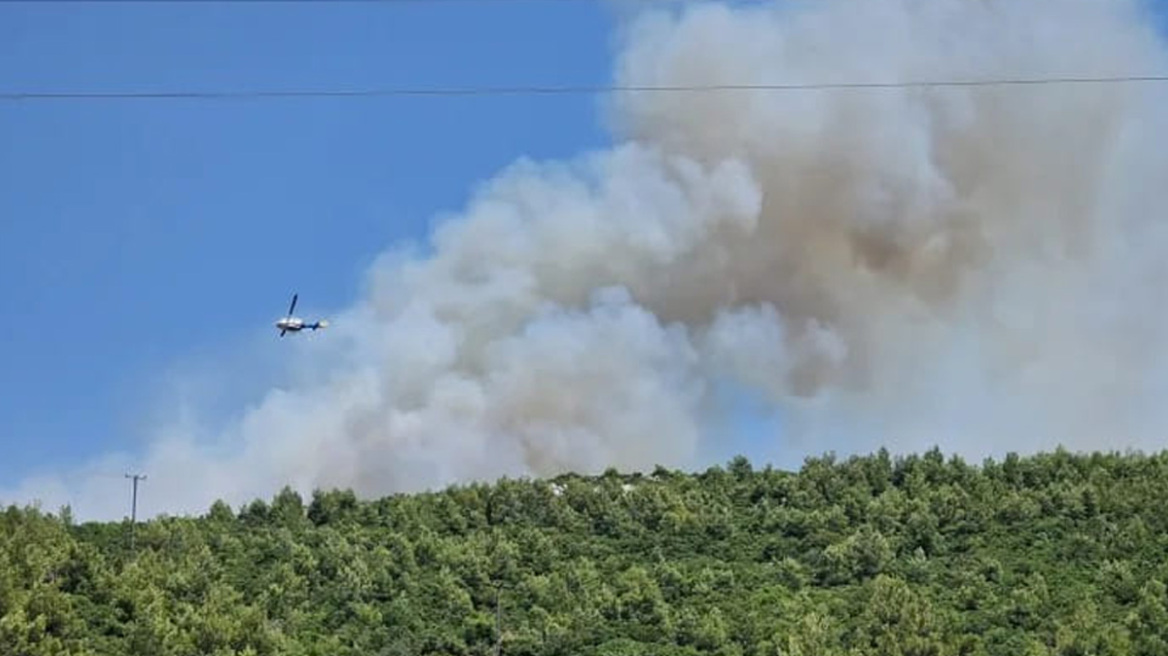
[3,448,1168,655]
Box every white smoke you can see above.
[6,0,1168,520]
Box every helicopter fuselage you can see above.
[276,315,327,335]
[276,316,306,332]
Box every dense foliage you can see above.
[4,448,1168,655]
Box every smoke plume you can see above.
[7,0,1168,520]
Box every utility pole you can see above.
[125,473,146,552]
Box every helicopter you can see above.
[275,293,329,337]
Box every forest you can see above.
[3,447,1168,655]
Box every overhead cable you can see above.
[4,74,1168,102]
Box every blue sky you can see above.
[0,1,616,486]
[4,0,1168,495]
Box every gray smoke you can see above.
[6,0,1168,520]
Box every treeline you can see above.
[4,448,1168,655]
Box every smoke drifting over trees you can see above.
[6,0,1168,519]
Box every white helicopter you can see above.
[275,293,329,337]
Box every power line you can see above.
[22,0,695,3]
[327,0,608,3]
[3,74,1168,102]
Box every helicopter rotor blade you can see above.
[287,293,298,317]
